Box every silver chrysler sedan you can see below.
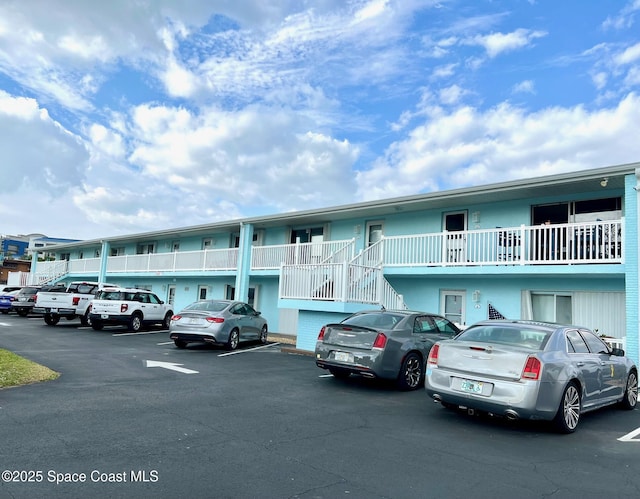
[315,309,462,390]
[169,300,268,351]
[425,320,638,433]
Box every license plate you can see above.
[189,318,199,324]
[101,314,109,319]
[460,379,483,394]
[50,308,58,313]
[334,351,354,363]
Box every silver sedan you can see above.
[425,320,638,433]
[315,309,462,390]
[169,300,268,351]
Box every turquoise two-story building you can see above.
[20,162,639,362]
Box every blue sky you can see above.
[0,0,639,239]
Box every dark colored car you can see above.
[315,309,462,390]
[0,289,21,314]
[11,286,42,316]
[425,320,638,433]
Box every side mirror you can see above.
[610,347,625,357]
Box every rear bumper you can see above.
[34,307,77,315]
[170,332,222,345]
[425,367,555,421]
[89,313,130,326]
[315,359,380,379]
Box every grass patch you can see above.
[0,349,60,389]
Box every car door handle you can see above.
[576,362,584,366]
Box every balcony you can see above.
[27,221,622,287]
[378,220,623,267]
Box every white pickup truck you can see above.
[34,281,114,326]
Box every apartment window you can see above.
[110,247,125,256]
[225,285,257,308]
[198,286,208,300]
[136,243,156,254]
[202,238,213,250]
[290,227,323,244]
[60,253,70,261]
[171,241,180,252]
[531,293,572,324]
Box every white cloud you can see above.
[512,80,535,94]
[355,93,640,200]
[470,28,547,58]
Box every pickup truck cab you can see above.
[34,281,114,326]
[89,288,173,332]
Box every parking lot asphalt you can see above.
[1,314,640,499]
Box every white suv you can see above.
[89,288,173,332]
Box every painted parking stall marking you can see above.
[145,360,199,374]
[217,342,281,357]
[618,427,640,442]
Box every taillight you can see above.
[120,304,129,313]
[427,344,439,365]
[317,326,326,341]
[522,356,542,380]
[34,295,38,303]
[171,314,182,321]
[372,332,387,349]
[205,317,224,323]
[72,297,80,306]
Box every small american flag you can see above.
[488,303,506,320]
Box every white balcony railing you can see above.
[380,220,623,267]
[23,220,623,290]
[251,239,354,269]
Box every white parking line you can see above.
[618,427,640,442]
[218,342,281,357]
[113,330,168,337]
[157,341,174,345]
[319,374,334,378]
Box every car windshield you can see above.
[184,301,229,312]
[342,312,404,329]
[456,325,551,350]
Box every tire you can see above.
[329,368,351,379]
[619,371,638,410]
[162,312,172,330]
[128,313,143,333]
[397,352,424,391]
[259,325,268,344]
[44,313,60,326]
[80,311,92,327]
[91,320,104,331]
[553,382,581,433]
[226,329,240,350]
[174,339,187,349]
[16,308,28,317]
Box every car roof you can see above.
[467,319,572,331]
[351,309,444,317]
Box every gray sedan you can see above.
[169,300,268,351]
[315,309,462,390]
[425,320,638,433]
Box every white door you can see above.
[365,221,384,263]
[441,290,466,327]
